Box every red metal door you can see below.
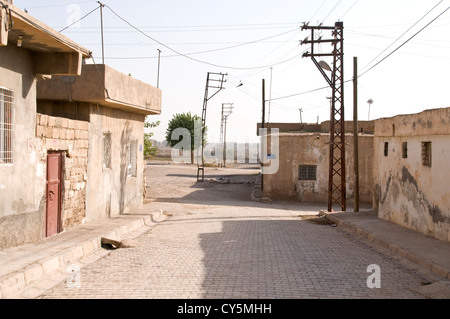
[46,152,62,237]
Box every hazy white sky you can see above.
[14,0,450,143]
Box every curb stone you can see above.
[324,212,450,280]
[0,212,168,299]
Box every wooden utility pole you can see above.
[261,79,266,191]
[353,57,360,212]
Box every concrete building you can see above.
[36,65,161,226]
[258,122,374,205]
[0,1,90,248]
[0,2,162,249]
[373,107,450,243]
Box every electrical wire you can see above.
[59,5,100,32]
[310,0,327,23]
[360,0,443,73]
[340,0,360,20]
[103,4,302,70]
[322,0,343,23]
[359,5,450,79]
[266,4,450,103]
[94,28,300,60]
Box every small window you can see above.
[299,165,317,181]
[384,142,389,157]
[402,142,408,159]
[422,141,432,167]
[0,87,14,164]
[103,132,112,170]
[127,140,137,177]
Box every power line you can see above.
[94,28,299,60]
[322,0,344,23]
[102,4,302,70]
[359,5,450,78]
[310,0,327,23]
[267,5,450,103]
[340,0,360,20]
[60,25,298,33]
[59,5,100,32]
[361,0,443,73]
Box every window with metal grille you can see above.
[0,87,14,164]
[127,140,137,177]
[298,165,317,181]
[402,142,408,159]
[103,132,112,170]
[421,141,432,167]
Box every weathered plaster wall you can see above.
[374,108,450,242]
[35,113,89,230]
[86,104,146,222]
[0,44,43,249]
[263,133,373,205]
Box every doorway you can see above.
[46,152,63,237]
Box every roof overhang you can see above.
[1,0,91,75]
[37,64,162,116]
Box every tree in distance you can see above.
[144,117,160,158]
[165,112,207,164]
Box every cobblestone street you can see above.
[38,163,439,299]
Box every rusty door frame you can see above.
[45,151,63,237]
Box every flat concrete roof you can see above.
[2,1,90,57]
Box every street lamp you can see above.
[318,60,332,71]
[367,99,373,121]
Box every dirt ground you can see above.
[144,159,264,209]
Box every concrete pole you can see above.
[353,57,360,212]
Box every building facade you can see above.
[259,122,374,206]
[0,1,90,248]
[0,2,162,249]
[373,107,450,242]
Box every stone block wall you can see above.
[36,113,89,230]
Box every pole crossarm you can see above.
[300,21,346,212]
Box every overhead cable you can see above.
[103,4,302,70]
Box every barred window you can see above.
[421,141,432,167]
[127,140,137,177]
[299,165,317,181]
[402,142,408,159]
[0,87,14,164]
[103,132,112,170]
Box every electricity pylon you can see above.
[301,21,346,212]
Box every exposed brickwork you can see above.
[36,113,89,230]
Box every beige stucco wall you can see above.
[0,44,45,248]
[86,104,146,222]
[262,133,374,205]
[374,108,450,242]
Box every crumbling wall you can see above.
[36,113,89,230]
[262,133,374,205]
[374,108,450,242]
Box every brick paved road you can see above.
[39,164,436,299]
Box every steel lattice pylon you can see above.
[301,22,346,212]
[197,72,227,182]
